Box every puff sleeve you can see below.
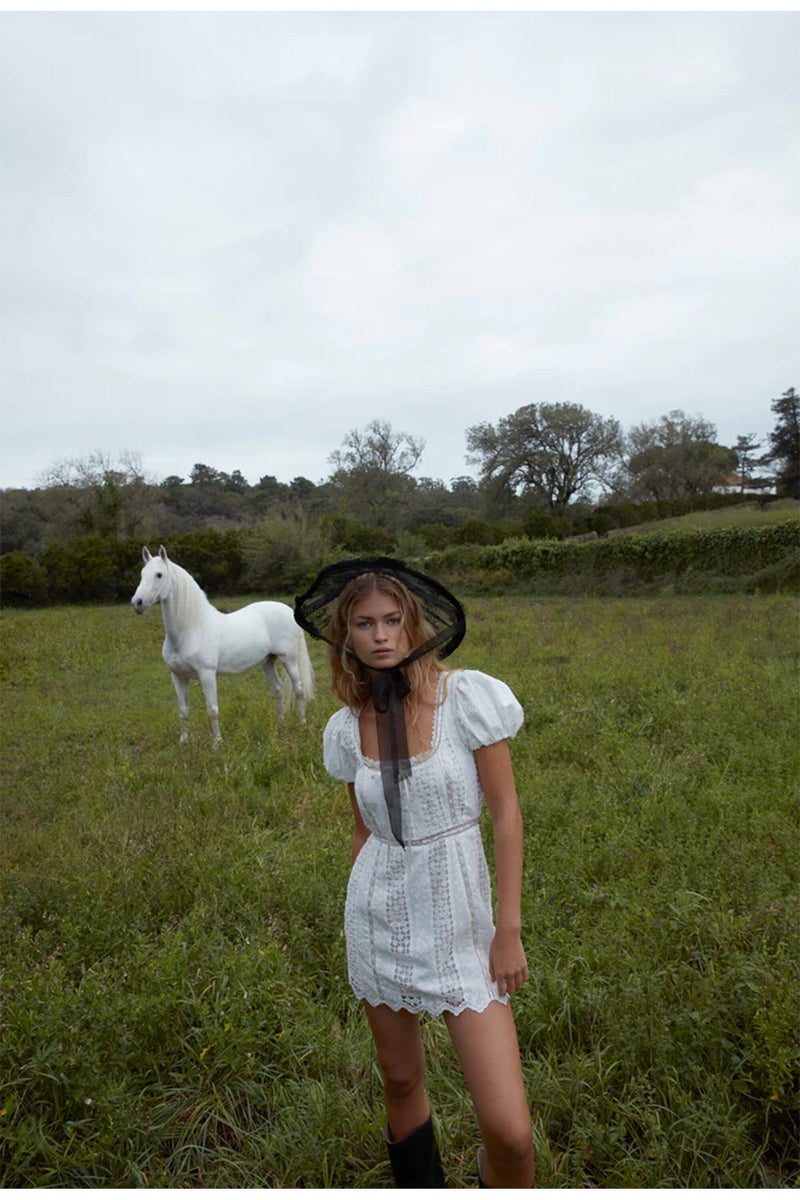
[451,669,524,751]
[323,707,359,783]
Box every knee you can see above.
[486,1114,533,1167]
[380,1055,426,1104]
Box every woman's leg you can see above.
[364,1002,446,1186]
[444,1001,535,1188]
[364,1001,430,1140]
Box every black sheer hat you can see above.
[294,556,465,662]
[294,557,466,847]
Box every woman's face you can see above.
[347,588,411,671]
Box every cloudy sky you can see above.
[1,9,798,492]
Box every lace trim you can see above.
[351,990,509,1017]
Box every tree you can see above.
[764,388,800,498]
[327,419,426,530]
[732,433,772,494]
[465,402,623,516]
[624,411,735,501]
[329,418,425,476]
[36,451,155,540]
[733,434,762,491]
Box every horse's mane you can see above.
[168,559,214,627]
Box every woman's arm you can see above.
[474,740,529,996]
[348,783,370,866]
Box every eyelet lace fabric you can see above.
[324,670,524,1017]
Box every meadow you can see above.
[1,592,798,1187]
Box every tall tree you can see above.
[328,419,425,529]
[465,402,623,515]
[624,411,735,501]
[765,388,800,498]
[37,450,155,539]
[329,418,425,476]
[733,433,772,493]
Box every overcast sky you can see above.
[1,9,798,492]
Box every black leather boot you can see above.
[385,1114,446,1187]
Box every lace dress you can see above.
[323,669,524,1016]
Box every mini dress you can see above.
[323,669,524,1017]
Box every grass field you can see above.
[1,592,798,1187]
[614,496,800,536]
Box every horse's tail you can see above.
[296,627,315,703]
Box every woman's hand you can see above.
[489,928,529,996]
[475,741,528,997]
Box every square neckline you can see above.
[355,670,450,769]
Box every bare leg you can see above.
[444,1001,535,1188]
[364,1002,430,1141]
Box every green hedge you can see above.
[424,521,800,591]
[3,521,798,607]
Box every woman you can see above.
[295,558,534,1188]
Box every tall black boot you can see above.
[385,1114,446,1187]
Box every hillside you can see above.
[607,498,799,538]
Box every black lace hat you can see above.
[294,557,466,847]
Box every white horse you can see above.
[131,545,314,746]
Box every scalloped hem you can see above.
[352,991,509,1017]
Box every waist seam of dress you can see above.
[370,817,479,848]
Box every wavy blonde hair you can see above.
[327,571,446,716]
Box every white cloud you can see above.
[1,10,797,490]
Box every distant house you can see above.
[714,473,772,496]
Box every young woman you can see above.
[295,558,534,1188]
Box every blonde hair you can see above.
[327,571,445,716]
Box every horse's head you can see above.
[131,545,173,614]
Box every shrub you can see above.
[241,511,331,595]
[422,521,800,594]
[39,536,119,603]
[0,551,49,606]
[165,529,245,595]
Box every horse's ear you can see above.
[159,545,169,563]
[142,546,152,563]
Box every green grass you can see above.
[1,594,798,1187]
[615,496,800,536]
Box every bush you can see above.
[0,551,49,606]
[241,512,331,595]
[39,536,119,604]
[165,529,245,595]
[422,521,800,594]
[318,513,395,557]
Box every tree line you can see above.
[1,391,796,605]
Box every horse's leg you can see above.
[197,668,222,747]
[278,654,307,723]
[171,672,190,745]
[262,655,286,721]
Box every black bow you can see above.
[371,667,412,847]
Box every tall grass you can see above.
[1,595,798,1187]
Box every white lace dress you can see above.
[323,669,524,1017]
